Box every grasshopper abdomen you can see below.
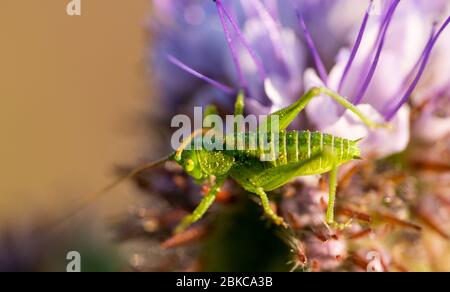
[228,131,360,174]
[286,131,360,172]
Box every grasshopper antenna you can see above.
[48,155,172,231]
[175,128,208,161]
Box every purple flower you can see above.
[135,0,450,272]
[300,0,450,157]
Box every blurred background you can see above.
[0,0,149,223]
[0,0,154,271]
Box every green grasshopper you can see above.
[168,86,384,233]
[83,86,384,234]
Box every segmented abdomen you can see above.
[230,131,360,173]
[283,131,359,168]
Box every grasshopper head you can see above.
[173,149,205,180]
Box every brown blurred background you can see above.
[0,0,150,224]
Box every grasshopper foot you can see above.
[174,215,194,234]
[270,215,288,229]
[373,122,394,130]
[325,219,353,231]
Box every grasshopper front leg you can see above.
[234,91,245,116]
[175,177,226,234]
[325,153,352,230]
[326,163,338,225]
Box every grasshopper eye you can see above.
[186,159,195,172]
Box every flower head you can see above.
[300,0,450,157]
[144,0,450,272]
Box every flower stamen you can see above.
[381,22,437,114]
[290,0,328,83]
[338,0,373,93]
[166,53,235,94]
[385,16,450,121]
[247,0,289,75]
[216,0,267,83]
[215,0,247,91]
[353,0,400,105]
